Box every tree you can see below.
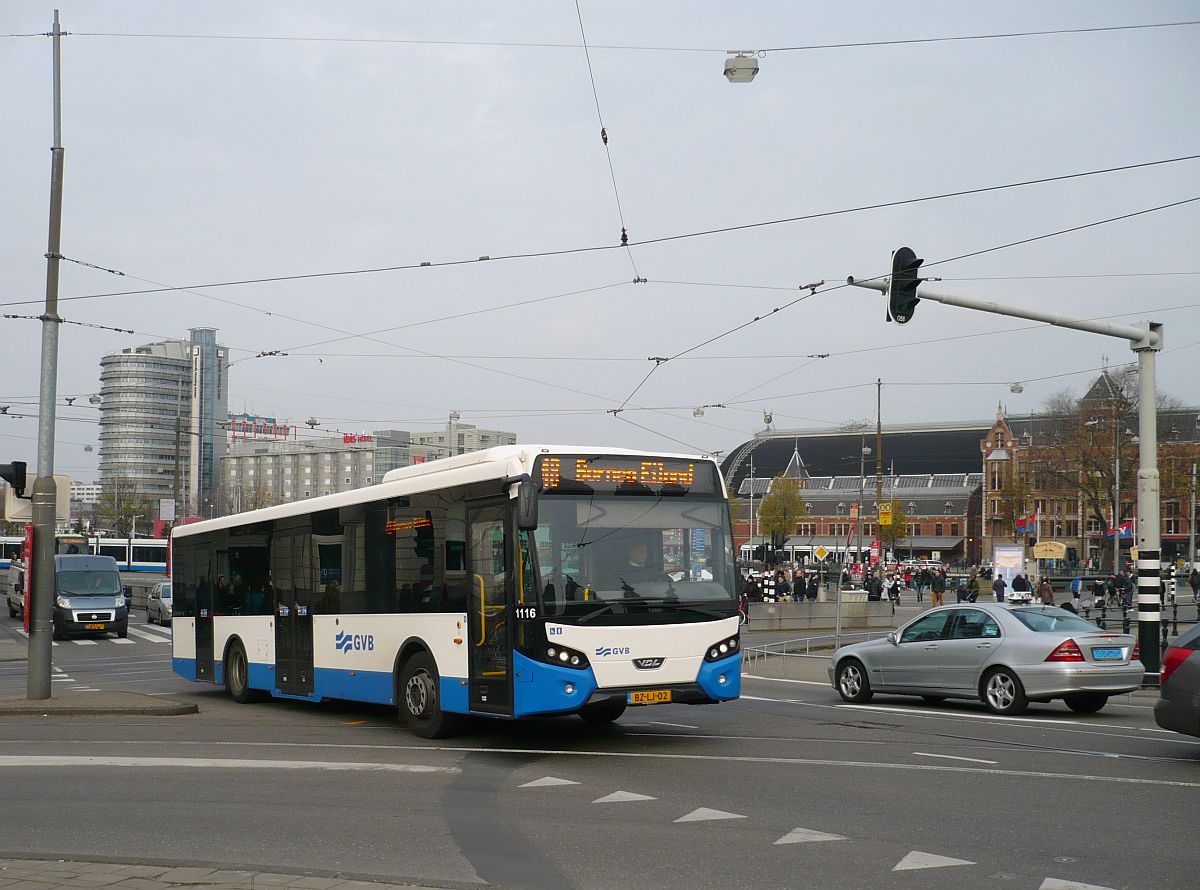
[96,477,151,537]
[995,476,1031,543]
[875,500,908,558]
[757,476,809,563]
[243,482,277,512]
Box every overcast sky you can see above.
[3,1,1199,482]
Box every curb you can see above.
[0,699,197,717]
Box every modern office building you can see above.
[98,329,228,517]
[411,418,517,458]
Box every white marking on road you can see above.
[518,776,579,788]
[913,752,999,765]
[9,738,1198,789]
[111,638,135,645]
[1040,879,1118,890]
[125,626,168,643]
[138,624,173,638]
[743,675,830,686]
[50,677,75,683]
[773,827,846,844]
[893,851,975,871]
[592,790,656,803]
[674,807,746,823]
[647,721,698,729]
[0,755,458,773]
[72,688,100,693]
[71,640,98,646]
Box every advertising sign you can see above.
[993,544,1025,584]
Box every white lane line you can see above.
[593,790,656,803]
[0,755,459,773]
[72,688,101,693]
[743,675,830,686]
[7,737,1196,789]
[71,639,98,646]
[893,851,974,871]
[647,721,698,729]
[111,638,135,645]
[125,626,168,643]
[50,677,76,683]
[519,776,579,788]
[675,807,745,823]
[913,752,998,765]
[774,827,846,845]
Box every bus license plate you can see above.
[1091,647,1123,660]
[85,623,106,631]
[628,689,671,705]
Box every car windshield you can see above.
[58,570,122,596]
[530,495,737,625]
[1010,606,1100,633]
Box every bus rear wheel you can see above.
[224,640,262,704]
[399,651,463,739]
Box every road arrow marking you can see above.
[893,851,975,871]
[1040,879,1118,890]
[519,776,580,788]
[773,827,847,845]
[592,790,656,803]
[674,807,746,823]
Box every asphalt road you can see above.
[0,611,1196,890]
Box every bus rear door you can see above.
[272,531,314,696]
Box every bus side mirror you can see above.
[505,474,540,531]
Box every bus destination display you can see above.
[536,455,718,496]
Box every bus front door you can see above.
[466,502,512,715]
[274,533,314,696]
[195,543,214,682]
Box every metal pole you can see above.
[875,379,882,578]
[28,10,65,700]
[1113,417,1121,576]
[1189,462,1196,569]
[1134,337,1162,679]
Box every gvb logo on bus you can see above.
[334,629,374,654]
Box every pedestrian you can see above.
[1038,576,1054,605]
[930,567,946,608]
[992,574,1007,603]
[774,570,792,603]
[1092,576,1106,609]
[807,572,820,602]
[1070,575,1082,606]
[1190,567,1200,604]
[882,572,899,615]
[1122,572,1135,610]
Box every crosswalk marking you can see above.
[111,638,135,645]
[71,639,98,646]
[126,626,169,643]
[893,851,975,871]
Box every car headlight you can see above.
[115,594,126,608]
[56,595,70,608]
[705,635,740,662]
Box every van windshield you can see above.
[58,571,122,596]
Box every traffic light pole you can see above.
[849,275,1165,682]
[29,11,65,700]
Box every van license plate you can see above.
[85,623,106,631]
[1091,647,1123,660]
[628,689,671,705]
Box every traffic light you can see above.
[0,461,27,497]
[886,246,924,324]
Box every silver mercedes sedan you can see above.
[828,604,1143,715]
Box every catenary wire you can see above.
[3,152,1196,311]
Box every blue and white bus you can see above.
[170,445,741,737]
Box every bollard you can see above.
[1122,605,1131,635]
[1097,601,1106,630]
[1171,601,1179,636]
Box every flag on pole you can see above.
[1106,520,1134,540]
[1014,513,1036,536]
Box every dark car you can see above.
[52,554,128,640]
[1155,623,1200,738]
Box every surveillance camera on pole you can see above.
[886,246,924,324]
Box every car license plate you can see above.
[1091,647,1123,660]
[84,622,106,631]
[628,689,672,705]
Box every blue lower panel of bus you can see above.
[696,652,741,700]
[173,657,196,681]
[513,651,598,718]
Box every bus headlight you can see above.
[704,635,740,662]
[544,643,589,669]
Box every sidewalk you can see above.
[0,691,197,717]
[0,857,454,890]
[0,637,26,662]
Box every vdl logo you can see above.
[594,646,632,657]
[335,629,374,654]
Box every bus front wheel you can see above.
[399,651,463,739]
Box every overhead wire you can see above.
[3,152,1196,311]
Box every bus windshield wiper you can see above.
[576,601,621,624]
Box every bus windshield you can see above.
[531,496,736,624]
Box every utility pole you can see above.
[29,10,65,700]
[850,269,1164,680]
[1113,415,1122,577]
[1190,462,1196,569]
[874,379,882,577]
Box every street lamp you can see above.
[723,51,760,83]
[907,501,917,562]
[858,444,871,572]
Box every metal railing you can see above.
[743,630,892,669]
